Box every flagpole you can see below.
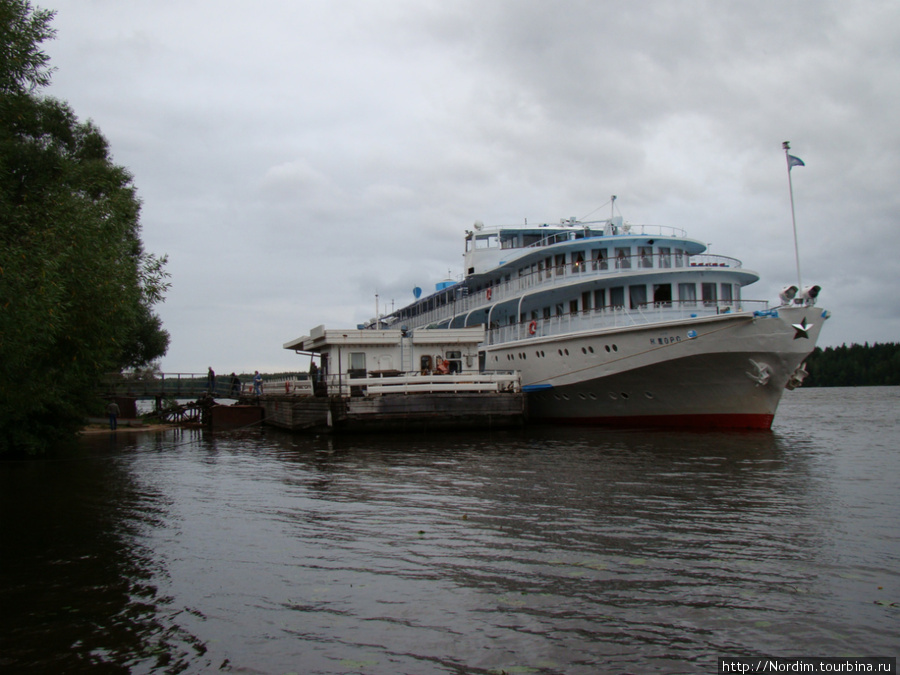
[783,141,802,291]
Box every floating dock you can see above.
[261,372,525,433]
[263,324,525,432]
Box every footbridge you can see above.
[99,372,308,400]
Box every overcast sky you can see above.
[42,0,900,374]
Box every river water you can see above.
[1,387,897,674]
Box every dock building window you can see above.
[446,350,462,373]
[349,352,367,378]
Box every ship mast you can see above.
[782,141,805,290]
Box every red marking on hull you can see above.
[534,413,775,430]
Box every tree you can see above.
[0,0,170,454]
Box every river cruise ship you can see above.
[366,207,829,429]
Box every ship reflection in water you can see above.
[1,387,897,673]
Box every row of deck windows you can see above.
[515,246,688,281]
[514,282,738,323]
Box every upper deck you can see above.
[463,217,706,277]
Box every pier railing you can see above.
[100,372,311,399]
[319,371,521,397]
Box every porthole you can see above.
[582,347,587,354]
[644,392,654,399]
[612,344,618,352]
[536,351,541,357]
[588,392,597,400]
[608,392,618,400]
[564,348,570,356]
[588,346,595,353]
[620,392,629,399]
[561,393,570,401]
[605,345,611,353]
[558,349,564,356]
[578,393,587,400]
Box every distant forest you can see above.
[804,342,900,387]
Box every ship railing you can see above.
[517,223,689,249]
[486,299,771,345]
[319,371,521,397]
[406,252,744,329]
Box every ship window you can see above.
[555,303,565,316]
[594,288,606,311]
[653,283,672,305]
[572,251,585,273]
[721,283,734,303]
[615,247,631,269]
[674,248,685,267]
[659,247,671,268]
[543,307,551,319]
[702,282,718,306]
[629,285,647,309]
[581,291,592,312]
[639,246,653,268]
[475,234,498,249]
[610,286,625,308]
[679,283,697,306]
[555,254,566,275]
[569,299,579,314]
[592,248,608,270]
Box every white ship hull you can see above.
[483,306,825,429]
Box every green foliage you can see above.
[804,342,900,387]
[0,0,55,94]
[0,0,170,454]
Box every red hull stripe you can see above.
[534,413,775,430]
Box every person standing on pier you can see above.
[207,367,216,395]
[107,401,120,430]
[253,371,262,396]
